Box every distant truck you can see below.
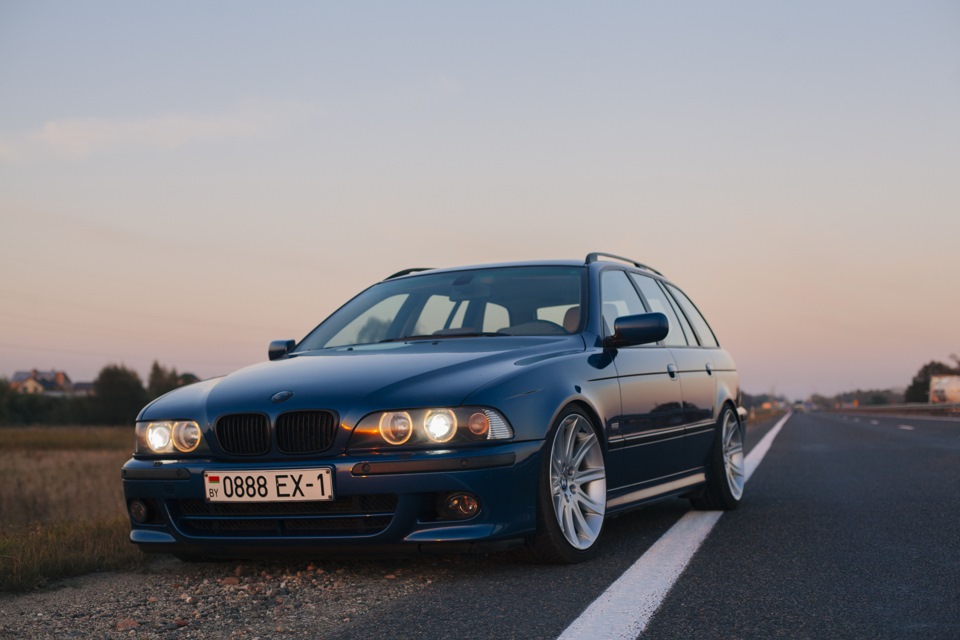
[929,375,960,403]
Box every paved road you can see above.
[329,412,960,640]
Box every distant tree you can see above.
[92,364,148,425]
[148,361,180,399]
[810,394,834,410]
[905,361,958,403]
[148,361,200,399]
[0,378,11,424]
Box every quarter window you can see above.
[666,285,719,347]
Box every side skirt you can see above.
[606,470,706,512]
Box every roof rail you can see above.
[384,267,434,280]
[585,252,664,276]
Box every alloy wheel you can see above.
[722,410,745,500]
[549,414,606,550]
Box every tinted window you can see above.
[666,285,719,347]
[600,270,647,337]
[326,294,409,348]
[482,302,510,332]
[661,282,696,345]
[297,266,584,349]
[628,273,688,347]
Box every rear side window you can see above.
[628,274,688,347]
[666,285,719,348]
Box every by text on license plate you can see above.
[203,469,334,503]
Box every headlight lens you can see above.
[146,423,172,451]
[136,421,206,455]
[172,421,202,452]
[349,407,513,450]
[379,411,413,445]
[424,409,457,442]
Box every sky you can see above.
[1,1,958,400]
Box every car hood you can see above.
[141,336,585,426]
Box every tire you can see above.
[691,405,745,511]
[528,407,607,563]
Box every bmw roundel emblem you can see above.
[271,390,294,403]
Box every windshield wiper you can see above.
[378,332,507,343]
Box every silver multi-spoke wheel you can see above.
[691,406,746,511]
[722,410,745,500]
[549,413,606,550]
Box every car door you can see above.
[601,270,683,491]
[663,282,721,470]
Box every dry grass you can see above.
[0,449,130,528]
[0,425,132,451]
[0,426,146,592]
[746,407,786,424]
[0,518,144,592]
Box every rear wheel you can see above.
[691,406,744,510]
[529,407,607,563]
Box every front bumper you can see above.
[122,440,543,556]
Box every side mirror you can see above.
[605,312,669,348]
[268,339,296,361]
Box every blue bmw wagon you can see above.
[123,253,745,563]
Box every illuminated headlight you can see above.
[136,421,206,454]
[424,409,457,443]
[147,423,172,451]
[349,407,513,450]
[379,411,413,445]
[172,421,202,452]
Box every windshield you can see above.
[296,266,585,350]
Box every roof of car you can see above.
[384,254,665,281]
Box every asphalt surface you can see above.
[643,412,960,640]
[326,412,960,640]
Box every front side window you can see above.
[296,266,585,350]
[600,270,647,337]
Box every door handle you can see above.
[667,364,678,380]
[705,363,713,375]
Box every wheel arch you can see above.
[561,399,608,457]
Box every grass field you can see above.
[0,426,146,592]
[1,412,778,593]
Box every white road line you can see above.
[899,425,915,431]
[558,413,792,640]
[870,420,879,425]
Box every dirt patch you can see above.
[0,554,452,639]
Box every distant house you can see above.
[10,369,75,395]
[72,382,95,397]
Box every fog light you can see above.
[129,499,150,524]
[444,492,480,520]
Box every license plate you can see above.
[203,468,334,502]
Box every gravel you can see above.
[0,554,450,639]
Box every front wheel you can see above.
[528,407,607,563]
[691,406,745,510]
